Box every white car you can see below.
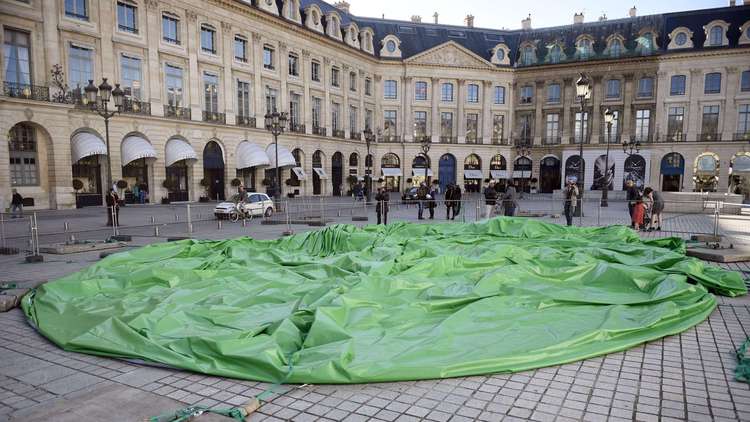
[214,192,274,219]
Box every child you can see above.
[632,195,646,231]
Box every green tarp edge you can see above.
[22,218,747,384]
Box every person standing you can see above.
[10,189,23,218]
[105,189,120,227]
[504,182,518,216]
[644,187,664,231]
[563,179,579,226]
[632,195,646,231]
[132,184,140,205]
[416,182,428,220]
[139,183,147,204]
[428,183,438,219]
[483,181,497,219]
[375,187,389,224]
[453,184,462,219]
[626,180,639,228]
[444,184,455,220]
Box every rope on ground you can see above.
[736,337,750,384]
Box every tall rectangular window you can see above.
[545,113,559,140]
[234,37,247,62]
[440,112,453,137]
[606,79,621,99]
[670,75,686,95]
[414,111,427,137]
[288,54,299,76]
[331,67,340,87]
[494,86,506,104]
[384,110,397,135]
[637,77,654,98]
[738,104,750,134]
[365,77,372,95]
[441,83,453,102]
[265,87,277,114]
[65,0,88,20]
[574,112,588,143]
[467,84,479,103]
[165,64,183,107]
[312,97,322,128]
[117,2,138,34]
[200,25,216,54]
[704,73,721,94]
[68,45,93,91]
[263,45,274,70]
[466,113,479,140]
[702,105,719,135]
[237,80,251,117]
[349,105,357,132]
[520,86,533,104]
[120,55,142,99]
[607,111,620,143]
[311,61,320,81]
[9,124,38,186]
[547,84,560,103]
[384,80,397,99]
[290,93,301,126]
[493,115,504,139]
[162,14,180,44]
[203,73,219,113]
[519,114,532,141]
[331,102,341,131]
[667,106,684,139]
[3,29,31,86]
[365,109,373,131]
[349,72,356,92]
[741,71,750,92]
[414,81,428,101]
[635,109,651,141]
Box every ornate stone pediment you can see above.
[405,41,492,69]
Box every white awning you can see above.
[71,132,108,164]
[292,167,307,180]
[490,170,508,179]
[121,135,157,166]
[382,168,402,177]
[412,169,434,177]
[165,138,197,167]
[313,167,329,179]
[266,144,296,168]
[512,170,532,178]
[236,141,270,169]
[464,169,483,179]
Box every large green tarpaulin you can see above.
[23,218,746,384]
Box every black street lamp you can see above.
[420,137,431,186]
[83,78,124,193]
[575,73,591,225]
[264,110,288,208]
[601,108,615,207]
[514,138,532,197]
[363,128,376,203]
[622,136,641,156]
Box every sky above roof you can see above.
[346,0,728,29]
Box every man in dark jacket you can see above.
[416,183,428,220]
[484,181,497,219]
[444,184,455,220]
[625,180,639,228]
[375,187,389,224]
[453,184,462,218]
[106,189,120,227]
[10,189,23,218]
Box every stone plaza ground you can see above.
[1,195,749,421]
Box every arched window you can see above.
[709,26,723,46]
[609,39,622,58]
[9,123,38,186]
[312,150,323,168]
[577,38,592,59]
[549,44,562,63]
[464,154,481,169]
[381,153,400,168]
[349,152,358,167]
[521,46,534,65]
[490,154,506,170]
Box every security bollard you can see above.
[154,225,159,237]
[186,204,193,234]
[217,219,222,230]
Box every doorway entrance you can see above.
[203,141,225,200]
[332,152,343,196]
[539,156,561,193]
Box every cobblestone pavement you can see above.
[1,197,749,421]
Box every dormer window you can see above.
[496,49,505,61]
[709,26,722,46]
[548,44,562,63]
[641,32,654,53]
[577,38,592,59]
[609,39,622,58]
[675,32,687,46]
[520,46,535,65]
[386,40,396,53]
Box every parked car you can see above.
[214,192,274,219]
[402,187,419,202]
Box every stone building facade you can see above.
[1,0,749,209]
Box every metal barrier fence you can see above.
[0,195,747,260]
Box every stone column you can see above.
[41,0,61,78]
[482,81,493,144]
[621,73,635,140]
[374,75,383,132]
[279,41,288,119]
[359,70,366,135]
[323,58,331,134]
[590,75,603,144]
[145,0,164,116]
[222,22,235,124]
[99,1,115,81]
[186,11,202,121]
[342,64,350,137]
[430,77,440,142]
[302,50,312,134]
[534,80,544,145]
[457,79,466,143]
[686,68,703,141]
[562,77,573,141]
[403,76,413,142]
[723,67,740,141]
[252,32,264,129]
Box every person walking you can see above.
[643,187,664,231]
[563,179,579,226]
[105,189,120,227]
[416,182,428,220]
[483,181,498,219]
[10,189,23,218]
[375,187,389,224]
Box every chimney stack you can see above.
[629,6,637,17]
[411,15,422,23]
[598,13,607,22]
[465,14,475,28]
[521,15,531,30]
[574,12,584,24]
[433,12,439,24]
[334,1,350,14]
[729,0,736,5]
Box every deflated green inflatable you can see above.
[23,218,746,384]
